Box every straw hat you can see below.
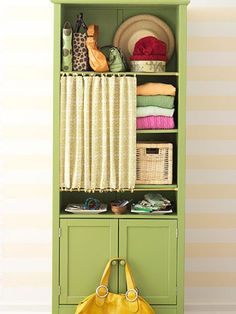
[113,14,175,63]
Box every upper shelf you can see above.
[52,0,190,4]
[60,184,178,192]
[60,71,179,76]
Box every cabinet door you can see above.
[60,219,118,304]
[119,219,177,305]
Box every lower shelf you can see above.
[60,190,178,216]
[59,305,177,314]
[60,212,178,219]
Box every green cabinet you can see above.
[60,219,118,304]
[60,218,177,305]
[52,1,188,313]
[119,219,177,304]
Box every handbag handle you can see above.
[98,258,137,294]
[74,13,87,33]
[100,45,117,50]
[96,258,139,311]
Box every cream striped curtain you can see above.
[60,74,137,192]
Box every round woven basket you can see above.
[130,60,166,73]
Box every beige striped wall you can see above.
[0,1,236,313]
[185,2,236,313]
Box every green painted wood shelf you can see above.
[52,0,190,4]
[135,184,178,190]
[60,213,178,219]
[137,129,178,134]
[61,71,179,76]
[60,184,178,192]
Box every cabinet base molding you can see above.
[59,305,177,314]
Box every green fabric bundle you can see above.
[132,193,172,212]
[137,95,175,109]
[137,106,174,118]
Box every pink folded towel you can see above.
[136,116,175,129]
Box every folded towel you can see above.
[137,106,174,118]
[137,82,176,96]
[137,116,175,129]
[137,95,175,109]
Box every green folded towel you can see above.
[137,106,174,118]
[144,193,171,207]
[137,95,175,109]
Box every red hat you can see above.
[130,36,167,61]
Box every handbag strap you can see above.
[74,13,87,33]
[99,258,136,290]
[87,24,99,41]
[96,258,139,312]
[100,45,116,50]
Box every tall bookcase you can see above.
[51,1,189,314]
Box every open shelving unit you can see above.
[51,1,189,314]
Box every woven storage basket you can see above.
[136,142,173,184]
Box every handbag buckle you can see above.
[125,288,138,302]
[96,285,109,298]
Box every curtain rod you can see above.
[60,71,136,77]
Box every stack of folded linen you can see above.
[136,82,176,129]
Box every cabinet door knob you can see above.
[111,261,117,266]
[120,260,125,266]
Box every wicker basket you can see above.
[136,142,173,184]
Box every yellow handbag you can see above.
[75,258,155,314]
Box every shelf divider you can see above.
[136,129,178,134]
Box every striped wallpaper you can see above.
[0,1,236,313]
[185,2,236,313]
